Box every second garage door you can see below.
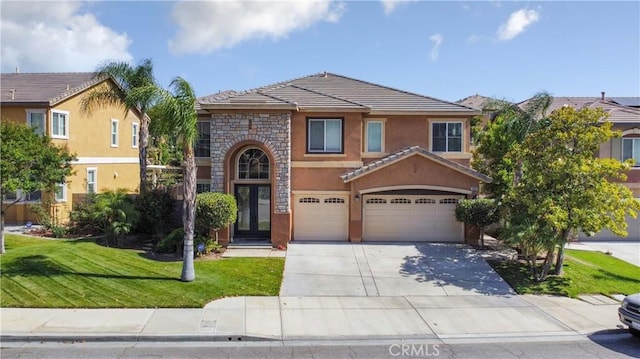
[294,194,349,241]
[363,194,463,242]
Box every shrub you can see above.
[455,198,500,248]
[135,188,175,236]
[68,193,100,234]
[156,227,184,253]
[195,192,237,241]
[68,189,138,245]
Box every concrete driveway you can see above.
[280,242,515,297]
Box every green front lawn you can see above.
[490,249,640,298]
[1,234,284,308]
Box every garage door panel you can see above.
[363,195,463,242]
[294,194,349,241]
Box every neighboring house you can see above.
[1,72,143,225]
[195,72,490,247]
[518,94,640,240]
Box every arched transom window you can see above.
[238,148,269,179]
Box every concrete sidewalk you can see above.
[0,294,625,343]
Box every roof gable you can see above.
[0,72,107,105]
[340,146,492,183]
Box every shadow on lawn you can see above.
[2,255,179,281]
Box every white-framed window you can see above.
[110,119,119,147]
[623,137,640,166]
[131,122,139,148]
[307,118,343,153]
[26,109,46,135]
[86,168,97,194]
[365,120,384,153]
[51,110,69,138]
[431,121,463,152]
[54,182,67,202]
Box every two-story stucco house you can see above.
[195,72,490,247]
[1,72,143,225]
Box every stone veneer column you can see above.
[209,112,291,214]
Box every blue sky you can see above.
[2,1,639,102]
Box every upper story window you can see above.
[26,110,45,135]
[51,110,69,138]
[238,148,269,179]
[195,121,211,157]
[623,137,640,166]
[110,119,119,147]
[308,118,343,153]
[432,122,462,152]
[365,120,384,153]
[132,123,139,148]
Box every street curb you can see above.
[0,334,279,343]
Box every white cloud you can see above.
[429,33,443,62]
[169,0,345,55]
[497,9,539,41]
[381,0,415,15]
[467,34,481,44]
[0,1,132,73]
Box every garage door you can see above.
[363,195,463,242]
[294,194,349,241]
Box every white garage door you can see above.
[294,194,349,241]
[363,195,463,242]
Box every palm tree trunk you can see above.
[180,147,196,282]
[1,210,6,254]
[139,114,150,193]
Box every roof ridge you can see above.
[323,72,477,111]
[288,84,370,108]
[255,89,297,106]
[48,73,109,105]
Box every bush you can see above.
[68,193,100,234]
[135,188,175,236]
[156,227,184,253]
[455,198,500,248]
[195,192,237,239]
[68,189,138,245]
[155,228,221,256]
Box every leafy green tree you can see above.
[154,77,199,282]
[195,192,238,242]
[455,198,500,248]
[82,59,161,193]
[0,122,75,253]
[472,92,552,201]
[510,107,639,279]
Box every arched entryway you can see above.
[233,147,271,240]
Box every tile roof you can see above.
[518,97,640,124]
[340,146,492,183]
[455,94,510,111]
[199,72,479,114]
[1,72,105,105]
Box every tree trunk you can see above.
[180,147,196,282]
[480,227,485,249]
[1,210,5,254]
[535,245,556,282]
[553,229,570,275]
[139,113,150,193]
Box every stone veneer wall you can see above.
[210,113,291,213]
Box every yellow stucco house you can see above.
[1,72,143,225]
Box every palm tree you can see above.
[82,59,160,193]
[155,77,199,282]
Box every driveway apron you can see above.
[280,242,515,297]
